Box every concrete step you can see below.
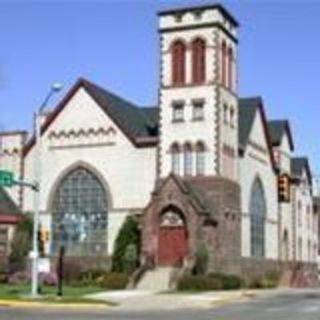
[136,267,174,292]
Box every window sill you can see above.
[172,119,185,123]
[192,118,204,122]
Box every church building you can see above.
[0,3,318,286]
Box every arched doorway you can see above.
[51,166,108,256]
[158,209,188,266]
[250,178,266,258]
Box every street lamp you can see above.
[31,83,63,297]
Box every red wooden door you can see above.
[158,226,187,266]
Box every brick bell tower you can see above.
[158,4,239,181]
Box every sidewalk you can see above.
[87,288,288,311]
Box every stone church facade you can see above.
[0,4,318,283]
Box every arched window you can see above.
[250,178,266,258]
[228,46,233,90]
[298,237,302,261]
[195,142,205,175]
[172,40,186,85]
[191,38,206,84]
[171,143,181,175]
[51,167,108,256]
[184,143,193,176]
[283,230,289,261]
[223,104,228,124]
[230,107,235,128]
[221,41,227,86]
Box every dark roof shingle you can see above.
[291,157,312,185]
[82,79,158,139]
[268,120,294,150]
[238,97,262,150]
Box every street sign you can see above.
[0,170,14,187]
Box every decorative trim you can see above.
[159,22,238,44]
[213,30,221,175]
[48,127,116,139]
[158,4,239,27]
[162,81,215,89]
[0,130,28,137]
[49,142,116,150]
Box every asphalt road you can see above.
[0,290,319,320]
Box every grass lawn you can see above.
[0,284,111,305]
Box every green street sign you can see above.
[0,170,14,187]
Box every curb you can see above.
[0,299,111,309]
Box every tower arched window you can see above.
[184,143,193,176]
[171,143,181,175]
[171,40,186,85]
[228,46,234,91]
[250,178,266,258]
[191,38,206,84]
[195,142,205,175]
[221,41,227,87]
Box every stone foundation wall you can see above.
[197,177,242,275]
[240,257,319,287]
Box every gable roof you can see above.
[291,157,312,185]
[238,96,277,171]
[268,120,294,151]
[155,174,218,217]
[238,97,261,151]
[23,78,159,156]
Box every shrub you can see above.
[0,273,7,284]
[112,217,140,274]
[8,271,30,285]
[177,275,222,291]
[261,271,280,289]
[39,272,58,286]
[78,268,107,286]
[247,271,280,289]
[123,244,139,274]
[97,272,129,290]
[178,273,244,292]
[9,215,33,272]
[222,274,242,290]
[193,243,208,275]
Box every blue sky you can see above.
[0,0,319,173]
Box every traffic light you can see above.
[37,229,45,258]
[278,174,291,203]
[38,228,50,257]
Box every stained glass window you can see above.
[51,167,108,256]
[250,178,266,258]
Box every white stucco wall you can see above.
[23,87,157,254]
[0,132,26,206]
[277,134,293,261]
[240,110,278,260]
[292,169,317,263]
